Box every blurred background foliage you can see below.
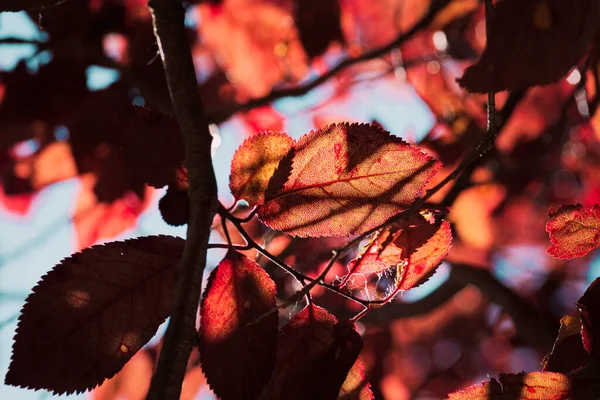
[1,0,600,398]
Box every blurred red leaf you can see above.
[5,235,184,394]
[118,106,184,189]
[344,213,452,292]
[447,371,571,399]
[546,204,600,259]
[258,123,441,237]
[543,315,589,374]
[577,277,600,360]
[458,0,599,93]
[229,132,294,206]
[199,250,278,400]
[260,304,366,400]
[293,0,344,59]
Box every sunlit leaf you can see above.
[458,0,599,92]
[118,106,184,189]
[5,236,184,394]
[338,356,375,400]
[577,277,600,360]
[344,213,452,292]
[261,304,365,400]
[258,123,441,237]
[229,132,294,206]
[199,250,278,400]
[545,204,600,259]
[543,315,589,374]
[447,371,571,399]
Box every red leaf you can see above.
[199,250,278,400]
[118,106,184,189]
[546,204,600,259]
[577,277,600,360]
[458,0,599,93]
[261,304,365,400]
[344,213,452,293]
[229,132,294,206]
[447,371,571,399]
[5,235,184,394]
[258,123,441,237]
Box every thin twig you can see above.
[207,0,452,124]
[145,0,218,398]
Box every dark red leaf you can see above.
[543,315,589,374]
[293,0,345,59]
[199,250,278,400]
[5,235,184,394]
[258,123,441,237]
[343,213,452,293]
[229,132,294,206]
[118,106,184,189]
[447,371,571,399]
[260,304,365,400]
[546,204,600,259]
[577,277,600,360]
[158,186,190,226]
[458,0,599,93]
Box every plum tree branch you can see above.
[207,0,452,124]
[145,0,217,398]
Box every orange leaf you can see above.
[447,371,571,399]
[229,132,294,206]
[458,0,599,93]
[338,356,375,400]
[344,213,452,293]
[199,250,278,400]
[258,123,441,237]
[261,304,365,400]
[5,236,184,394]
[545,204,600,259]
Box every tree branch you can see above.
[145,0,217,398]
[353,264,557,349]
[207,0,452,124]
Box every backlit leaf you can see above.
[199,250,278,400]
[546,204,600,259]
[447,371,571,399]
[577,277,600,360]
[343,213,452,292]
[258,123,441,237]
[338,356,375,400]
[118,106,184,189]
[261,304,365,400]
[5,236,184,394]
[229,132,294,206]
[458,0,600,93]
